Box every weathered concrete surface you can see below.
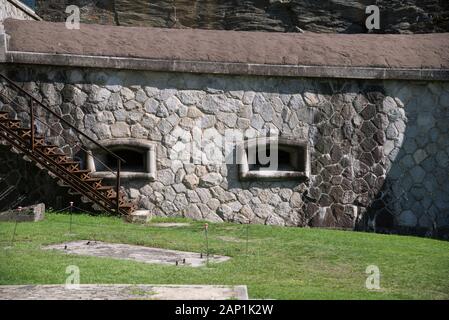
[0,284,248,300]
[123,209,153,224]
[44,241,230,267]
[0,203,44,222]
[5,20,449,70]
[149,222,191,228]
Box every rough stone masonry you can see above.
[1,66,448,237]
[0,20,448,238]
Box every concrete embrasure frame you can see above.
[237,136,310,181]
[86,138,157,181]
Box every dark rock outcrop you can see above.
[34,0,449,33]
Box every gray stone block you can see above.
[0,203,45,222]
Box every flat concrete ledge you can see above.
[3,19,449,81]
[3,50,449,81]
[0,284,249,300]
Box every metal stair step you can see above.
[82,178,102,183]
[8,127,33,139]
[0,117,19,121]
[46,153,68,159]
[59,160,78,165]
[10,127,31,133]
[35,144,59,150]
[0,120,21,128]
[119,204,136,215]
[106,191,126,199]
[34,137,45,145]
[71,170,91,174]
[0,111,8,119]
[96,186,114,190]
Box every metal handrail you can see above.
[0,90,119,177]
[0,73,127,215]
[0,73,126,163]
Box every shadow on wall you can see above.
[360,83,449,240]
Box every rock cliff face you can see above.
[34,0,449,33]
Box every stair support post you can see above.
[116,159,121,214]
[30,100,35,151]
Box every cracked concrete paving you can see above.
[2,241,243,300]
[0,284,248,300]
[43,240,230,267]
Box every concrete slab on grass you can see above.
[149,222,190,227]
[43,240,230,267]
[0,284,248,300]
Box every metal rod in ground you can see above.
[204,223,209,266]
[245,219,251,282]
[69,202,74,234]
[10,206,22,246]
[246,222,249,257]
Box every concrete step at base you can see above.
[123,210,152,224]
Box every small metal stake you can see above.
[246,222,249,257]
[204,223,209,266]
[69,202,74,234]
[10,206,21,247]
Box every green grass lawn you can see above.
[1,213,448,300]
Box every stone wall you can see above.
[0,65,448,237]
[35,0,449,34]
[0,0,39,22]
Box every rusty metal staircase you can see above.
[0,73,135,216]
